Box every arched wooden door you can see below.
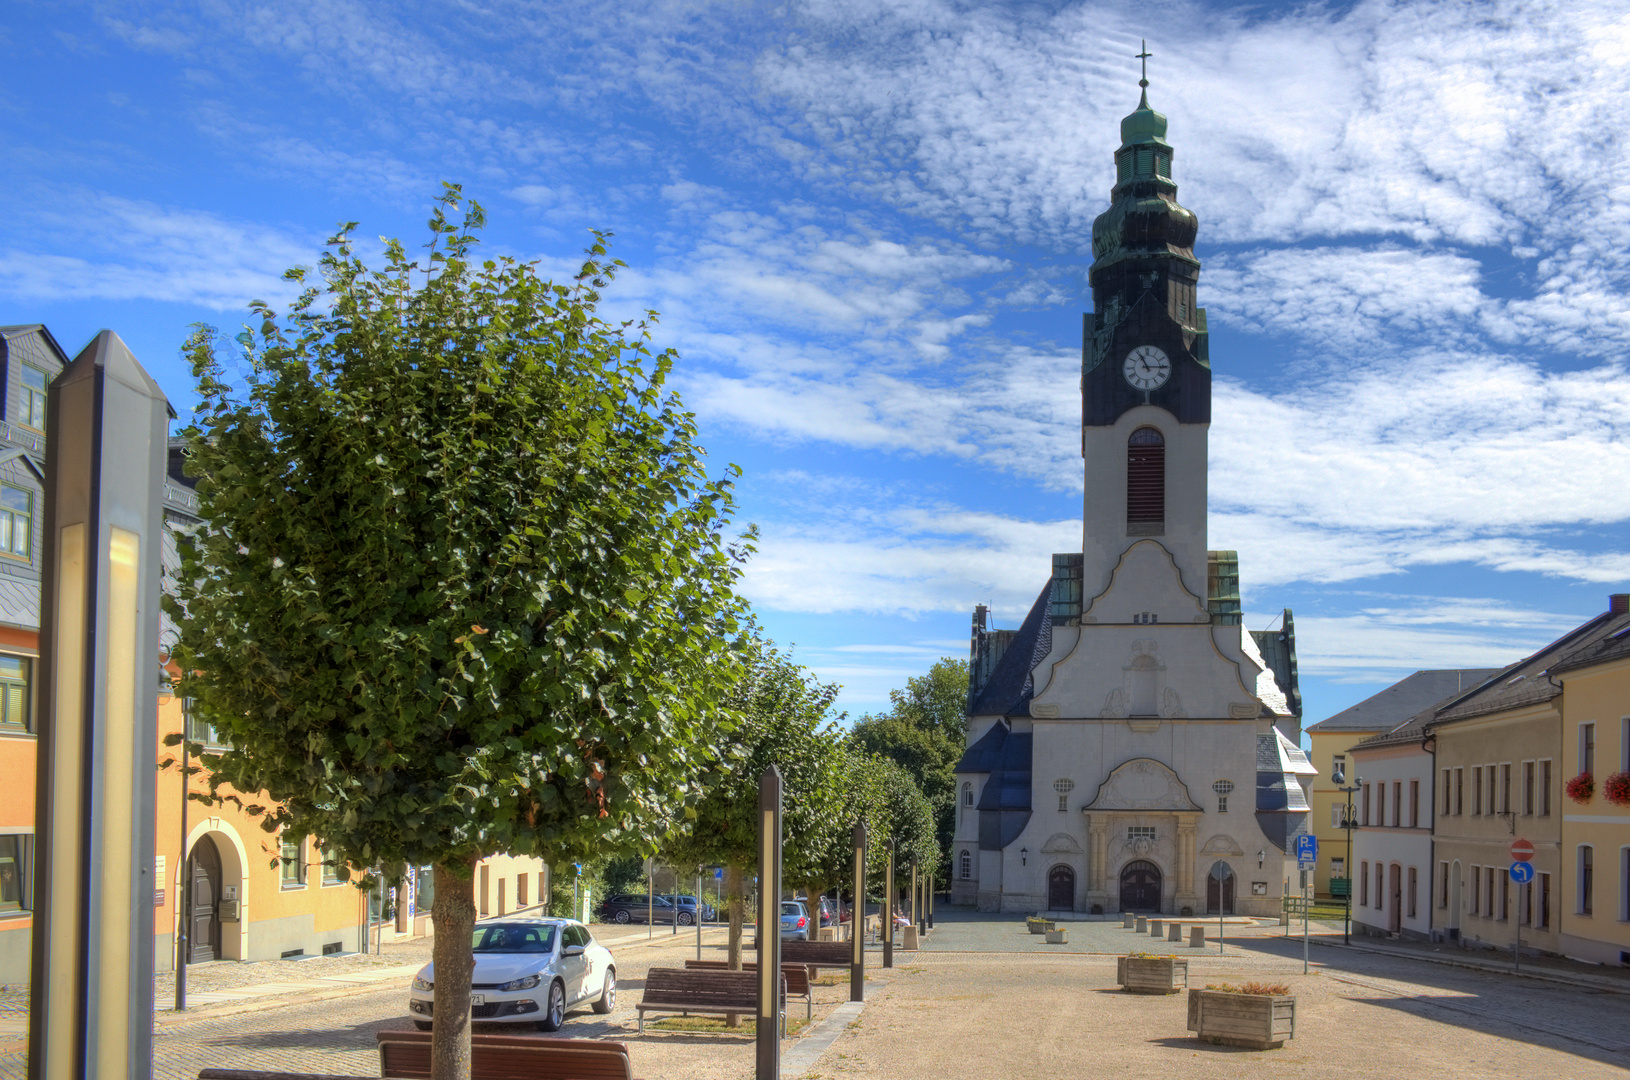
[1119,860,1161,911]
[188,835,222,963]
[1047,865,1075,910]
[1206,864,1235,915]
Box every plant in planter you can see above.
[1187,982,1296,1049]
[1604,771,1630,807]
[1045,927,1069,944]
[1565,772,1594,804]
[1027,917,1055,935]
[1118,951,1188,994]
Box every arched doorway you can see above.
[1119,860,1161,911]
[1048,865,1075,910]
[1448,860,1462,940]
[188,834,222,963]
[1206,862,1235,915]
[1389,864,1403,934]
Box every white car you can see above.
[407,918,616,1031]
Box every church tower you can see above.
[954,54,1313,919]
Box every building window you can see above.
[1126,427,1165,532]
[1053,778,1075,812]
[1472,768,1483,815]
[1500,868,1510,921]
[1580,723,1596,777]
[1454,767,1463,815]
[1392,781,1402,827]
[1523,761,1535,816]
[1375,785,1385,828]
[1128,826,1157,841]
[0,486,31,561]
[1438,862,1449,908]
[1359,861,1369,905]
[1334,754,1346,776]
[1407,867,1418,918]
[1580,846,1594,916]
[0,657,29,731]
[1441,769,1451,815]
[1538,872,1551,928]
[1500,764,1511,814]
[0,835,28,912]
[961,782,972,822]
[19,367,47,430]
[1521,879,1533,926]
[1470,866,1480,915]
[1213,779,1234,814]
[1540,760,1551,815]
[1361,783,1371,826]
[1622,718,1630,773]
[1485,866,1495,918]
[1620,847,1629,922]
[320,845,345,885]
[1409,780,1420,828]
[960,850,971,879]
[280,836,305,888]
[1486,765,1498,815]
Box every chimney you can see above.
[1611,593,1629,616]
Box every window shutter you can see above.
[1126,428,1165,524]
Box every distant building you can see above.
[1348,707,1439,941]
[951,82,1310,918]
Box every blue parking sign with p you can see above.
[1296,835,1318,866]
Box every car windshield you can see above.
[781,903,803,916]
[471,924,556,954]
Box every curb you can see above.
[1309,935,1630,994]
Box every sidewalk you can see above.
[1305,924,1630,993]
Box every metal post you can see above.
[647,864,653,940]
[697,873,703,961]
[883,840,895,969]
[30,331,171,1080]
[1302,874,1310,975]
[910,856,919,932]
[850,821,866,1003]
[176,714,188,1011]
[756,767,783,1080]
[1344,786,1355,946]
[927,871,934,930]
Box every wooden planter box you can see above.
[1118,956,1188,994]
[1186,989,1296,1049]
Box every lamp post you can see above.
[1332,767,1363,946]
[849,821,865,1002]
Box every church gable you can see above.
[1081,538,1208,625]
[1082,757,1202,812]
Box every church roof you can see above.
[1306,669,1501,734]
[956,719,1010,774]
[966,581,1052,718]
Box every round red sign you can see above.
[1511,839,1535,862]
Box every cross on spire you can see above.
[1136,40,1152,88]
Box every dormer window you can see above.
[19,368,47,430]
[1127,427,1164,535]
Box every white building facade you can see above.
[949,83,1312,918]
[1349,715,1437,941]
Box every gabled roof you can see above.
[1548,612,1630,677]
[967,581,1052,718]
[1431,612,1628,726]
[0,324,70,364]
[1350,705,1438,753]
[1307,669,1501,733]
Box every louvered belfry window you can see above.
[1126,427,1165,526]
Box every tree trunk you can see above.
[725,862,743,1027]
[431,859,478,1080]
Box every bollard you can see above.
[1168,922,1183,942]
[1135,916,1148,933]
[1123,912,1136,929]
[1150,919,1163,937]
[903,925,920,950]
[1189,925,1205,948]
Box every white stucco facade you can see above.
[1349,738,1436,940]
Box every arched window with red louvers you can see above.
[1126,427,1165,532]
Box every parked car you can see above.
[779,900,812,940]
[597,893,678,925]
[407,918,615,1032]
[814,896,838,927]
[660,893,716,923]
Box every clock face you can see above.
[1123,346,1171,391]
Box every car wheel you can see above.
[592,968,616,1014]
[613,909,631,925]
[413,1020,432,1031]
[679,911,694,926]
[537,979,566,1032]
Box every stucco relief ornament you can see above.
[1131,833,1154,855]
[1160,688,1186,717]
[1100,688,1128,718]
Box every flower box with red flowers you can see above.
[1604,771,1630,807]
[1565,772,1594,804]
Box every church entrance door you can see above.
[1206,864,1235,915]
[187,835,222,964]
[1119,860,1161,911]
[1047,865,1075,910]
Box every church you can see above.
[951,69,1314,918]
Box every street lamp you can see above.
[1332,766,1363,946]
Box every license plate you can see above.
[470,995,484,1007]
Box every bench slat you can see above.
[377,1030,634,1080]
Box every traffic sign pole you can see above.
[1509,856,1535,973]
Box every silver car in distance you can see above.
[407,918,616,1031]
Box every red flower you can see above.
[1564,771,1594,804]
[1603,771,1630,807]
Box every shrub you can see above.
[1205,981,1290,996]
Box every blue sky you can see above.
[5,0,1629,731]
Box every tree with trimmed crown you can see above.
[167,187,751,1080]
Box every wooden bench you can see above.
[635,967,785,1036]
[375,1030,637,1080]
[198,1072,375,1080]
[683,959,815,1019]
[780,939,857,973]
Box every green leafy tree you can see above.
[848,657,968,881]
[663,631,849,985]
[168,188,749,1080]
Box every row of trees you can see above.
[165,188,960,1080]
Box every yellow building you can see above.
[1306,669,1497,898]
[1549,593,1630,966]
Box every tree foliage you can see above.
[847,657,968,881]
[167,187,749,1078]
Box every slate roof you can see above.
[967,581,1052,718]
[1307,669,1501,733]
[0,576,39,631]
[957,719,1010,774]
[1548,611,1630,677]
[1431,612,1629,726]
[1349,705,1438,753]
